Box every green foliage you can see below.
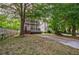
[0,3,79,36]
[0,18,20,30]
[47,4,79,35]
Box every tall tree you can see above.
[0,3,32,36]
[20,3,26,36]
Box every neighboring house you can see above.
[24,20,48,34]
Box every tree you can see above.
[0,3,32,36]
[48,4,79,36]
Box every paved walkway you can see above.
[39,34,79,49]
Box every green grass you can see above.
[0,35,79,55]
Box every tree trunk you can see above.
[72,25,76,36]
[68,27,71,33]
[20,3,26,36]
[54,27,61,35]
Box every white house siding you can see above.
[39,21,48,32]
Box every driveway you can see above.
[38,34,79,49]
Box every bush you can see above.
[0,19,20,30]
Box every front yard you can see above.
[0,34,79,55]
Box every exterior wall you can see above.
[39,21,48,32]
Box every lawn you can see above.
[0,34,79,55]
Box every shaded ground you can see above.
[0,34,79,55]
[38,34,79,49]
